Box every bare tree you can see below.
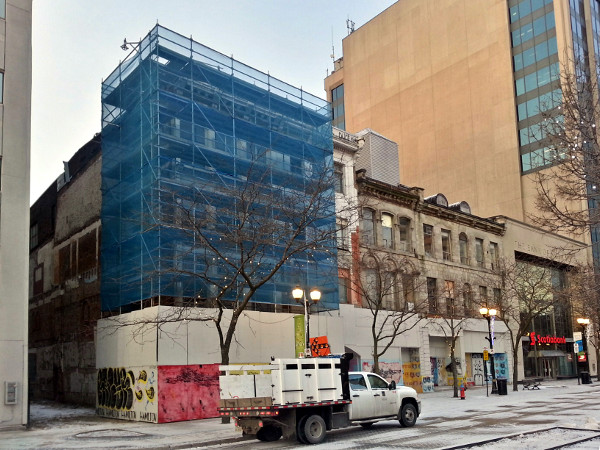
[485,258,566,391]
[566,265,600,381]
[104,156,354,366]
[352,249,424,376]
[428,280,475,398]
[531,59,600,235]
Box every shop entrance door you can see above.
[540,358,555,378]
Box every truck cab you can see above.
[348,372,420,427]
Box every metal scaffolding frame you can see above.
[101,25,337,312]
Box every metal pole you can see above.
[304,292,310,356]
[489,317,498,394]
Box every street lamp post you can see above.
[480,307,498,394]
[292,286,321,357]
[577,318,590,382]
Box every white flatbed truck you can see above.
[218,354,420,444]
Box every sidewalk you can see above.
[1,377,597,449]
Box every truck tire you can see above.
[302,414,327,444]
[399,403,417,427]
[256,425,282,442]
[296,415,309,444]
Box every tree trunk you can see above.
[451,346,458,398]
[512,347,519,391]
[596,345,600,381]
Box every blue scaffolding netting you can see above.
[100,25,338,312]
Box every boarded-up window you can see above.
[58,245,71,283]
[33,264,44,296]
[78,231,97,274]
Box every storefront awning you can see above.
[527,350,566,358]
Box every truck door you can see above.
[366,374,399,417]
[348,373,375,420]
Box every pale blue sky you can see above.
[30,0,395,202]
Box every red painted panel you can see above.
[157,364,220,423]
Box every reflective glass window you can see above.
[523,47,536,67]
[516,77,525,96]
[519,1,531,18]
[535,40,548,61]
[520,128,530,145]
[518,102,527,121]
[533,16,546,36]
[514,53,523,71]
[525,72,538,92]
[522,153,532,171]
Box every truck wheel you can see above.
[302,414,326,444]
[256,425,282,442]
[399,403,417,427]
[296,415,309,444]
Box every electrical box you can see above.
[5,382,17,405]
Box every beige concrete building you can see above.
[0,0,32,428]
[324,0,598,244]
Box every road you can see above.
[202,381,600,449]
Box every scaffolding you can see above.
[101,25,337,312]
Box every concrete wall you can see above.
[0,0,31,428]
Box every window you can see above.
[361,209,375,246]
[363,268,378,306]
[493,288,502,312]
[489,242,499,269]
[402,273,415,311]
[336,218,348,250]
[0,1,4,20]
[459,233,468,264]
[427,277,438,313]
[441,229,452,261]
[475,238,484,268]
[479,286,488,305]
[33,264,44,296]
[423,224,434,257]
[382,213,394,249]
[349,373,367,390]
[383,270,398,310]
[338,276,349,304]
[462,283,473,316]
[0,72,4,104]
[398,217,411,251]
[444,280,455,316]
[334,163,344,194]
[367,374,389,390]
[331,84,345,130]
[30,223,39,249]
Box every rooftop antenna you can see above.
[346,18,355,35]
[330,27,335,63]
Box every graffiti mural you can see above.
[158,364,220,422]
[402,361,422,393]
[97,366,158,422]
[361,360,402,384]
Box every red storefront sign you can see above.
[529,332,566,346]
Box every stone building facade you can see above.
[28,134,102,405]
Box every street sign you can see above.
[483,350,489,361]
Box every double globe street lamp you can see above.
[577,317,590,383]
[480,307,498,394]
[292,286,321,357]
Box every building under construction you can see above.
[100,25,338,313]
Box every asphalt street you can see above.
[1,377,599,449]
